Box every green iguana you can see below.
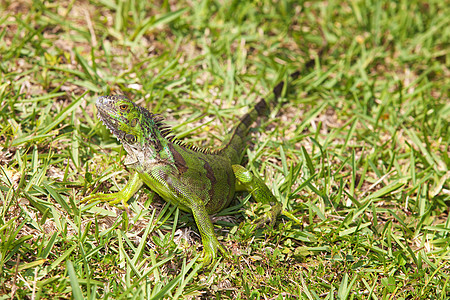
[81,72,299,266]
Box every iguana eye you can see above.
[119,104,128,111]
[125,134,136,144]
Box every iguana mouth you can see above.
[95,96,126,141]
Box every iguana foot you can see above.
[200,238,229,267]
[81,191,129,208]
[80,172,143,209]
[249,202,282,230]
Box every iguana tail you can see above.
[221,71,300,164]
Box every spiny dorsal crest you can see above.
[128,98,217,155]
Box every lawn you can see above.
[0,0,449,299]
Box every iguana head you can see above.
[96,95,171,164]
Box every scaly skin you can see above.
[81,73,299,266]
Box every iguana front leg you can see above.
[82,169,226,266]
[81,172,143,208]
[232,164,282,228]
[189,201,228,265]
[138,169,229,266]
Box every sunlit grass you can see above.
[0,0,448,298]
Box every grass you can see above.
[0,0,449,298]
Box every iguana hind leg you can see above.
[232,164,282,228]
